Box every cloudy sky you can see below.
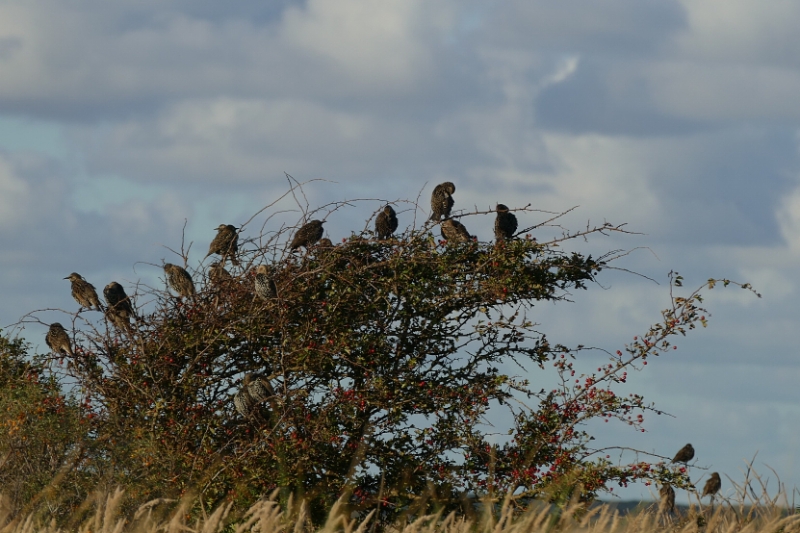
[2,0,799,503]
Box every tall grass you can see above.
[2,485,800,533]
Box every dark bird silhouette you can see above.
[290,220,325,250]
[430,182,456,221]
[671,443,695,464]
[164,263,196,298]
[65,273,102,311]
[659,484,675,514]
[206,224,239,266]
[317,237,333,249]
[208,262,232,285]
[441,218,472,243]
[254,265,277,301]
[104,282,135,321]
[702,472,721,499]
[46,323,73,357]
[375,205,398,239]
[494,204,518,241]
[233,373,274,418]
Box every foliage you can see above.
[0,334,86,518]
[12,192,759,522]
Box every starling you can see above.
[702,472,721,499]
[290,220,325,250]
[375,205,398,239]
[233,373,274,418]
[254,265,277,301]
[494,204,518,242]
[208,262,232,285]
[65,273,102,311]
[105,308,132,333]
[104,282,135,321]
[430,182,456,221]
[671,443,695,464]
[441,218,472,243]
[206,224,239,266]
[317,237,333,249]
[46,323,73,357]
[164,263,196,298]
[659,484,675,514]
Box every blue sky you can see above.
[1,0,799,503]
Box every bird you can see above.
[290,220,325,250]
[46,323,73,357]
[105,308,132,333]
[671,443,695,464]
[233,373,274,418]
[375,205,398,239]
[208,262,232,285]
[206,224,239,266]
[104,282,135,321]
[64,273,102,311]
[164,263,196,298]
[254,265,277,301]
[317,237,333,249]
[430,182,456,221]
[494,204,518,242]
[441,218,472,243]
[659,484,675,514]
[702,472,721,499]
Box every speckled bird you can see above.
[659,484,675,514]
[206,224,239,266]
[208,262,232,285]
[671,443,695,464]
[494,204,518,242]
[65,273,102,311]
[46,323,73,357]
[702,473,721,499]
[375,205,398,239]
[164,263,196,298]
[430,182,456,221]
[105,308,132,333]
[104,282,135,321]
[233,373,274,418]
[290,220,325,250]
[441,218,472,243]
[254,265,277,301]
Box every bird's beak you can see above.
[63,276,69,280]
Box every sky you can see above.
[1,0,799,504]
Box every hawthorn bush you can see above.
[12,192,758,523]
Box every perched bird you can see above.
[164,263,196,298]
[254,265,277,301]
[46,323,73,357]
[208,262,232,285]
[105,308,132,333]
[494,204,518,242]
[375,205,398,239]
[441,218,472,243]
[290,220,325,250]
[104,282,135,321]
[317,237,333,248]
[65,273,102,311]
[430,182,456,221]
[206,224,239,266]
[659,484,675,514]
[671,443,695,464]
[701,472,722,500]
[233,373,274,418]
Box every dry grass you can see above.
[1,487,799,533]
